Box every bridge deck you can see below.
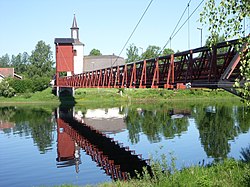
[56,39,246,95]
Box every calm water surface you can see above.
[0,102,249,187]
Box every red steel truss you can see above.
[56,117,150,180]
[56,39,246,91]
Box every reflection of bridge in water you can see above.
[56,107,151,180]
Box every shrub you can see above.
[0,80,15,97]
[32,77,50,92]
[8,79,33,93]
[8,77,50,93]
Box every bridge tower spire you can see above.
[71,14,79,40]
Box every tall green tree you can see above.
[200,0,250,105]
[89,48,102,56]
[126,43,140,63]
[0,54,10,67]
[141,45,161,59]
[28,41,54,78]
[10,52,29,75]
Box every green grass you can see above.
[98,159,250,187]
[0,87,240,105]
[74,87,240,103]
[0,87,59,104]
[54,159,250,187]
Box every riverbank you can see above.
[57,158,249,187]
[0,87,241,105]
[100,159,250,187]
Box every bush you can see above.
[32,77,50,92]
[8,79,33,93]
[0,80,15,97]
[8,77,50,93]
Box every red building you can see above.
[54,38,75,77]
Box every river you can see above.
[0,101,249,186]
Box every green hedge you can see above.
[8,77,50,93]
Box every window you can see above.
[74,50,77,56]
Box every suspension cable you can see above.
[112,0,154,66]
[159,0,191,55]
[160,0,205,55]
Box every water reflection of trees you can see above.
[0,106,55,153]
[194,105,250,160]
[125,107,189,144]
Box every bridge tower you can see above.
[54,14,84,96]
[71,14,84,75]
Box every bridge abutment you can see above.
[56,87,75,97]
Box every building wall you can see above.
[56,45,74,74]
[73,44,84,75]
[83,55,125,72]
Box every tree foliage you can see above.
[0,40,54,95]
[89,48,102,56]
[0,40,54,80]
[28,40,54,78]
[10,52,29,75]
[0,54,10,67]
[200,0,250,105]
[162,48,175,56]
[141,45,161,59]
[126,44,176,63]
[0,80,15,97]
[126,43,140,63]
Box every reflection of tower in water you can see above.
[56,120,81,173]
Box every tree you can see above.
[0,54,10,67]
[141,45,161,59]
[28,41,54,78]
[10,52,29,75]
[200,0,250,105]
[126,43,140,63]
[89,48,102,56]
[162,48,175,56]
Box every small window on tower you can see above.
[74,50,77,56]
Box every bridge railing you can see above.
[57,39,242,89]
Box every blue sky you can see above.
[0,0,209,59]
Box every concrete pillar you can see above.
[56,86,60,97]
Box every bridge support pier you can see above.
[56,86,75,97]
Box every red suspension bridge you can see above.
[55,39,246,96]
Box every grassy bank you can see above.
[0,87,240,104]
[57,159,250,187]
[0,87,59,104]
[74,87,239,103]
[98,159,250,187]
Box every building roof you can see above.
[14,73,22,79]
[83,55,125,72]
[0,68,22,79]
[0,68,14,77]
[73,39,84,46]
[54,38,75,44]
[71,14,79,29]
